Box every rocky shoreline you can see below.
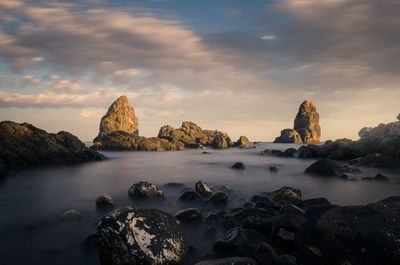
[90,180,400,265]
[0,121,105,178]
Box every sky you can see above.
[0,0,399,141]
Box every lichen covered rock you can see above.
[97,207,189,265]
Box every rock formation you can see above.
[158,121,233,149]
[94,95,138,142]
[234,136,251,148]
[0,121,105,178]
[274,99,321,144]
[93,96,250,151]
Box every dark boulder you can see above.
[128,181,165,200]
[296,197,400,265]
[195,180,215,197]
[304,159,344,177]
[231,162,245,170]
[195,257,258,265]
[254,242,278,265]
[178,191,204,203]
[96,194,115,207]
[269,166,279,172]
[175,208,202,223]
[272,187,302,204]
[296,198,331,211]
[276,255,297,265]
[97,207,188,265]
[213,227,251,257]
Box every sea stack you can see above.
[94,95,138,142]
[274,99,321,144]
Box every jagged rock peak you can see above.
[294,99,321,144]
[96,95,138,139]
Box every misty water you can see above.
[1,143,399,265]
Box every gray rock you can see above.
[208,192,228,206]
[96,194,115,207]
[128,181,165,200]
[231,162,245,170]
[304,159,344,177]
[195,180,214,197]
[61,209,82,221]
[175,208,202,223]
[97,207,188,265]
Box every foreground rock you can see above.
[304,159,344,177]
[97,207,188,265]
[94,95,138,141]
[195,257,257,265]
[128,181,165,200]
[0,121,105,178]
[158,121,234,149]
[274,100,321,144]
[296,197,400,265]
[96,194,115,207]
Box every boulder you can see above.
[96,194,115,207]
[254,242,278,265]
[269,166,279,172]
[296,197,400,265]
[207,192,228,206]
[231,162,245,170]
[304,159,344,177]
[178,191,204,203]
[0,121,105,177]
[213,227,251,257]
[276,255,297,265]
[195,257,258,265]
[195,181,215,197]
[274,129,303,144]
[174,208,202,223]
[61,209,83,221]
[234,136,251,148]
[97,207,188,265]
[272,187,302,203]
[128,181,165,200]
[95,95,138,140]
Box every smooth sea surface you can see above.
[1,143,399,265]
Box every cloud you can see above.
[79,108,105,119]
[261,35,275,40]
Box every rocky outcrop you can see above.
[274,129,303,144]
[0,121,105,178]
[158,121,233,149]
[95,95,138,141]
[97,207,189,265]
[92,131,184,151]
[234,136,251,148]
[296,196,400,265]
[274,100,321,144]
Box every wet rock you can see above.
[269,166,279,172]
[374,173,390,181]
[222,215,237,232]
[97,207,188,265]
[243,202,256,209]
[276,255,297,265]
[260,149,284,156]
[195,180,215,197]
[274,129,303,144]
[213,227,251,257]
[178,191,204,203]
[254,242,278,265]
[296,198,331,211]
[204,226,217,239]
[272,187,302,204]
[0,121,105,178]
[293,145,319,159]
[195,257,257,265]
[82,234,97,251]
[175,208,202,223]
[273,228,296,254]
[96,194,115,207]
[234,136,251,148]
[282,148,297,157]
[163,182,185,190]
[205,212,221,225]
[296,197,400,265]
[61,209,82,221]
[231,162,245,170]
[128,181,165,200]
[304,159,344,177]
[208,192,228,206]
[233,207,276,225]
